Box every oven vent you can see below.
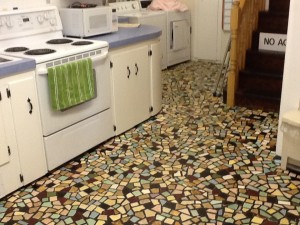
[46,49,102,68]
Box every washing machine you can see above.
[109,0,191,68]
[166,10,191,67]
[109,1,168,69]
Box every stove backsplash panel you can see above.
[1,0,45,10]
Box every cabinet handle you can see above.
[6,88,11,98]
[135,63,139,75]
[127,66,131,79]
[27,98,33,114]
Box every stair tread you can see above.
[240,69,283,78]
[235,91,280,112]
[269,0,291,14]
[260,11,289,17]
[255,29,287,35]
[245,50,285,74]
[247,49,285,56]
[236,90,281,100]
[258,11,289,33]
[253,30,287,34]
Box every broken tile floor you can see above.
[1,61,300,225]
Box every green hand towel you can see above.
[47,58,95,111]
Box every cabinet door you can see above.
[0,89,9,166]
[150,41,162,116]
[111,45,151,135]
[9,72,47,185]
[0,85,23,198]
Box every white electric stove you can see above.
[0,6,108,63]
[0,6,114,170]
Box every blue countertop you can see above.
[0,58,36,78]
[88,24,162,49]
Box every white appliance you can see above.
[109,0,191,68]
[109,1,167,69]
[59,6,118,38]
[166,10,191,67]
[0,6,114,170]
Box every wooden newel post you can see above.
[227,0,240,107]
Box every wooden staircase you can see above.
[234,0,290,111]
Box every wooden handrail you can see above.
[227,0,266,106]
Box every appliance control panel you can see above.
[109,1,141,14]
[0,6,63,41]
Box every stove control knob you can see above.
[50,18,56,25]
[5,17,13,28]
[44,12,50,20]
[37,15,44,23]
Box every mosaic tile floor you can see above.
[1,60,300,225]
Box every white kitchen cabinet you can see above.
[110,43,150,135]
[0,71,47,198]
[0,103,9,167]
[110,39,162,135]
[0,84,22,198]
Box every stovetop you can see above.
[0,6,108,64]
[0,37,108,64]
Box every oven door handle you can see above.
[37,52,108,75]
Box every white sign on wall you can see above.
[259,32,287,52]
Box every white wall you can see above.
[181,0,230,62]
[276,0,300,156]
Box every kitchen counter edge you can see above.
[0,58,36,77]
[87,24,162,49]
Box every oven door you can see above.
[35,49,111,136]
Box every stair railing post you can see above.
[227,0,266,107]
[227,0,240,106]
[248,0,254,49]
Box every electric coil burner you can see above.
[47,39,73,44]
[25,49,56,55]
[72,41,93,46]
[5,47,29,52]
